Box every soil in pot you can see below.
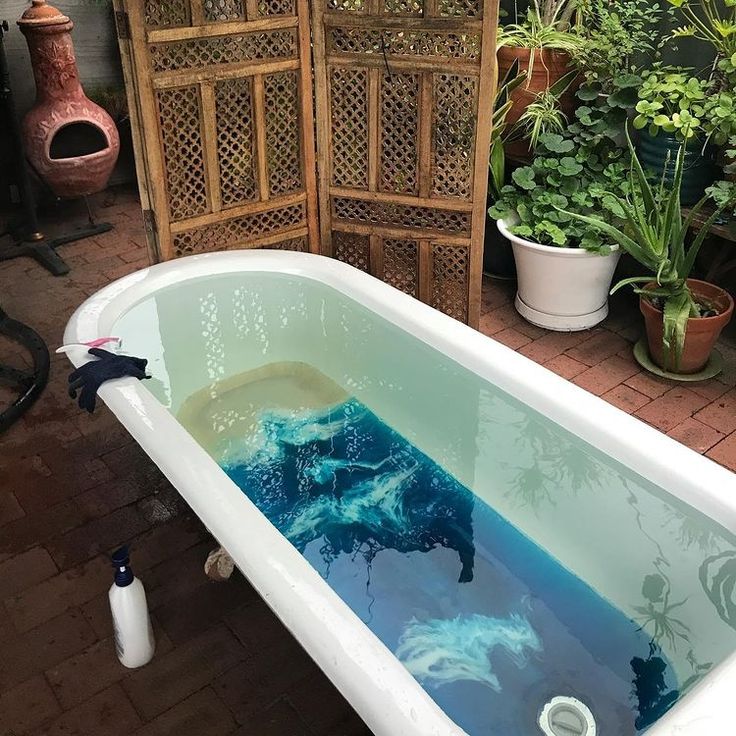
[640,279,734,374]
[637,130,718,206]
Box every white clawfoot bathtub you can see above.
[64,251,736,736]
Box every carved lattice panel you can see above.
[116,0,496,326]
[333,197,470,234]
[330,68,368,188]
[259,0,296,14]
[433,74,477,199]
[333,232,370,271]
[384,0,423,15]
[203,0,245,22]
[144,0,190,27]
[156,86,208,222]
[172,203,306,256]
[216,78,257,207]
[264,71,302,196]
[383,239,419,296]
[115,0,319,260]
[264,236,309,251]
[313,0,498,326]
[148,31,297,73]
[380,73,419,195]
[431,244,470,321]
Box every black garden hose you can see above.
[0,308,49,433]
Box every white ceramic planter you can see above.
[497,219,622,331]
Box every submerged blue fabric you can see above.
[222,398,679,735]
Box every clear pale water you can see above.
[112,271,736,735]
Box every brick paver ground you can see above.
[1,186,734,735]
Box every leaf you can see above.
[609,87,639,109]
[614,74,644,89]
[537,221,567,246]
[610,276,655,295]
[662,291,692,370]
[602,194,626,218]
[558,157,583,176]
[512,166,536,191]
[576,85,600,102]
[511,224,534,239]
[541,133,574,153]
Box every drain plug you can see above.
[538,696,597,736]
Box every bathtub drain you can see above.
[538,696,596,736]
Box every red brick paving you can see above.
[0,186,734,735]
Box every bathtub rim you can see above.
[63,249,736,736]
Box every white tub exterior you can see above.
[64,250,736,736]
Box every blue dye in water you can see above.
[222,398,679,735]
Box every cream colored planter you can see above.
[498,219,621,332]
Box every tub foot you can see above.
[204,546,235,582]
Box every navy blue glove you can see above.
[68,348,149,413]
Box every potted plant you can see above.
[573,0,670,87]
[489,129,630,331]
[561,131,735,375]
[633,67,718,204]
[484,59,527,277]
[497,1,583,133]
[667,0,736,88]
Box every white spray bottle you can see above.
[109,546,155,668]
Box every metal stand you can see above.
[0,307,49,433]
[0,20,112,277]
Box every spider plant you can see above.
[514,69,578,150]
[559,128,734,370]
[499,8,584,52]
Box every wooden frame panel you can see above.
[113,0,319,259]
[312,0,499,327]
[114,0,498,326]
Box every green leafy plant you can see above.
[706,135,736,220]
[569,73,642,146]
[633,67,711,140]
[498,2,583,53]
[572,0,670,85]
[514,69,579,150]
[488,59,528,199]
[702,90,736,146]
[667,0,736,84]
[489,131,630,252]
[559,130,735,369]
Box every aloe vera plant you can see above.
[559,129,734,369]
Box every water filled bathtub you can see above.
[64,251,736,736]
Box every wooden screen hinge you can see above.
[115,11,131,40]
[142,209,157,236]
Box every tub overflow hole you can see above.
[539,696,596,736]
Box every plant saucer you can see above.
[633,338,724,382]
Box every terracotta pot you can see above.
[497,46,579,159]
[17,0,120,199]
[640,279,734,374]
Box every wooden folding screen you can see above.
[312,0,497,326]
[113,0,319,258]
[114,0,497,326]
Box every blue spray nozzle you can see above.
[111,546,134,587]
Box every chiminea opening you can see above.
[49,122,109,160]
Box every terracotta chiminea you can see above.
[18,0,119,199]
